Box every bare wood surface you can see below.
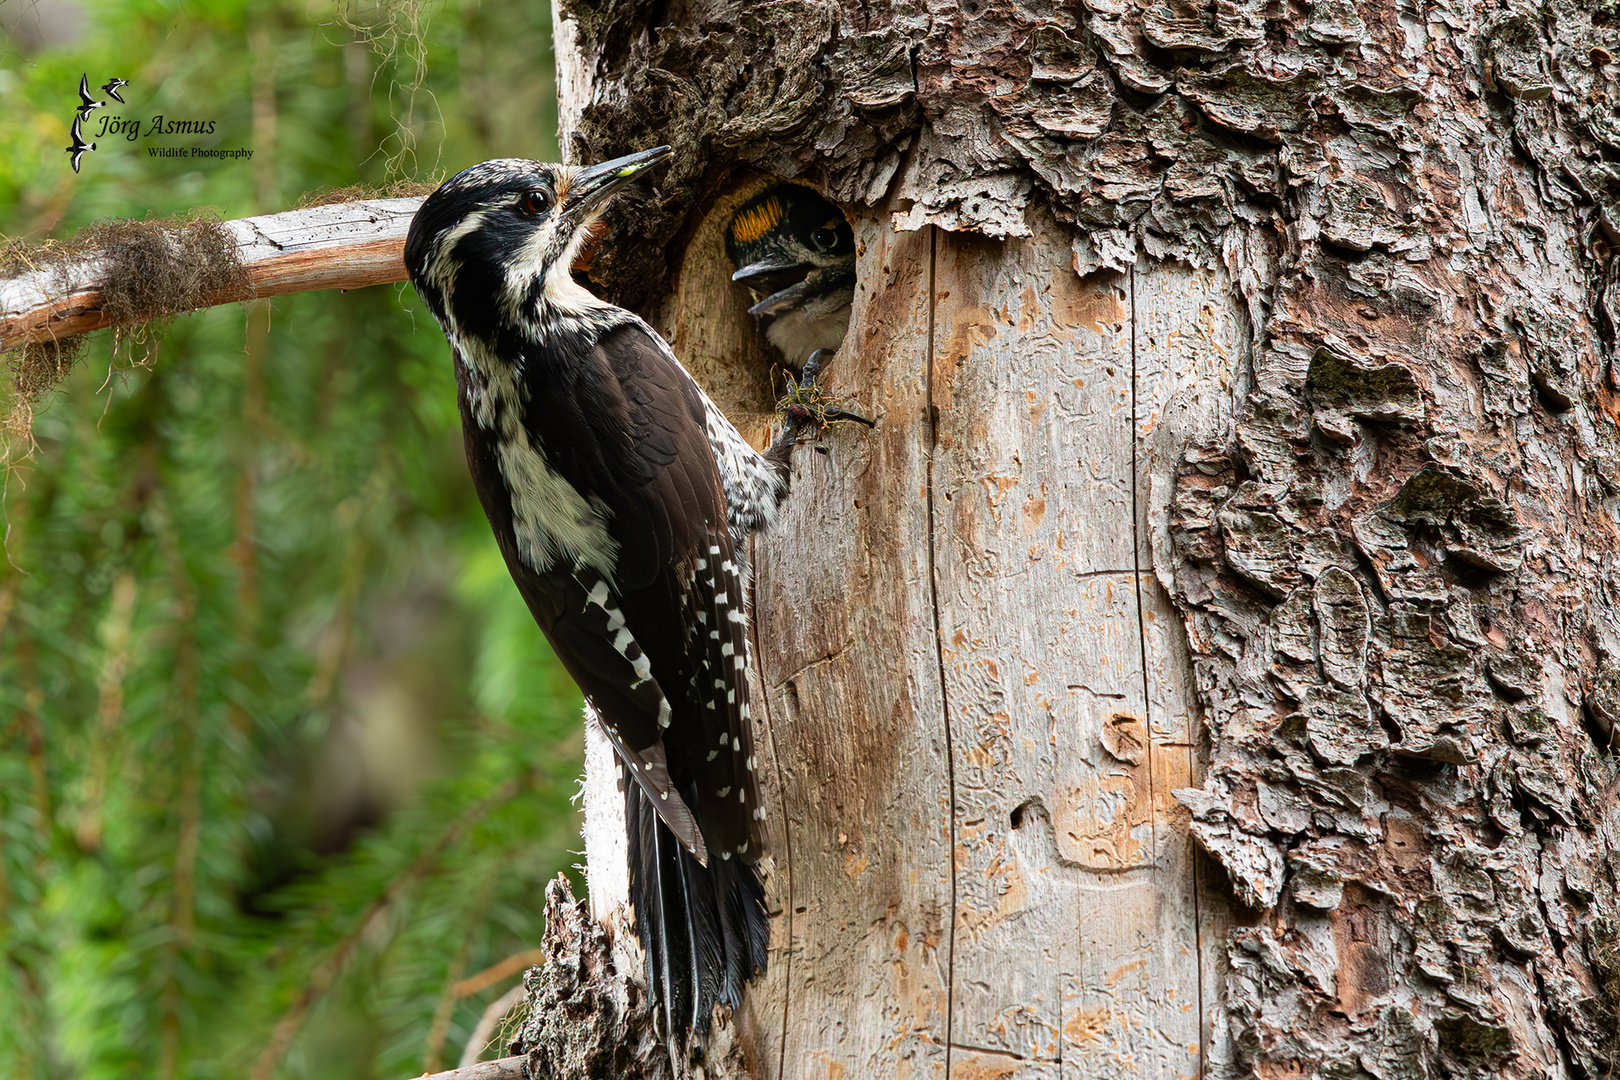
[416,1055,526,1080]
[933,222,1130,1075]
[750,210,952,1077]
[570,187,1243,1075]
[0,197,421,350]
[1131,261,1246,1073]
[919,226,1244,1078]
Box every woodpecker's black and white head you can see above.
[725,186,855,371]
[405,146,672,351]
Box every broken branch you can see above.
[0,197,424,352]
[416,1055,527,1080]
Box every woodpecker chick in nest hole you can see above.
[404,147,854,1059]
[726,185,855,373]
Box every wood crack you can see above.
[769,639,858,688]
[747,529,795,1080]
[922,224,960,1078]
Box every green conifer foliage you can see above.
[1,2,579,1077]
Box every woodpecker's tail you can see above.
[625,766,769,1053]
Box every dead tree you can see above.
[539,0,1620,1076]
[6,0,1620,1076]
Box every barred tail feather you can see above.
[624,766,769,1053]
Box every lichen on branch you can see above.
[1,213,249,445]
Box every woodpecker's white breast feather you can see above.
[457,335,621,582]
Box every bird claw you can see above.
[775,349,875,438]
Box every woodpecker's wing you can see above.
[452,347,710,859]
[555,321,770,1029]
[555,569,711,865]
[521,321,765,863]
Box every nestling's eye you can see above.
[811,226,839,252]
[521,189,552,215]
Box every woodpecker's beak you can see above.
[567,145,673,220]
[743,263,857,318]
[746,277,816,317]
[732,258,811,298]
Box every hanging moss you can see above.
[1,213,249,442]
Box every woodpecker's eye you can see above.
[521,190,552,215]
[811,226,839,252]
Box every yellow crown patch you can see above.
[730,197,784,244]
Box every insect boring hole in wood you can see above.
[658,174,858,451]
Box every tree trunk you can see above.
[539,0,1620,1077]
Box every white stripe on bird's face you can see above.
[416,158,611,331]
[496,162,616,323]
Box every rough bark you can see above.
[533,0,1620,1075]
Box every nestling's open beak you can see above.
[566,145,673,220]
[732,258,811,298]
[741,262,858,318]
[747,276,817,317]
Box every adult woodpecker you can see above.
[403,147,805,1053]
[726,185,856,371]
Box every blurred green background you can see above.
[0,1,588,1077]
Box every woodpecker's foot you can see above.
[775,349,874,438]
